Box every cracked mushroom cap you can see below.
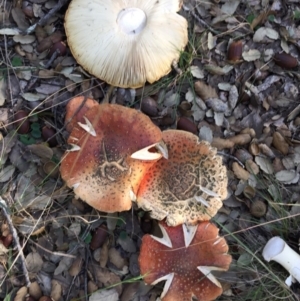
[137,130,228,226]
[139,221,232,301]
[65,96,98,132]
[60,103,164,212]
[64,0,188,88]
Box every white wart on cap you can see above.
[64,0,188,88]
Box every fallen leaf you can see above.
[255,156,274,174]
[89,288,119,301]
[51,279,62,301]
[0,78,6,106]
[275,170,299,184]
[204,64,233,75]
[189,66,204,79]
[194,81,218,100]
[26,252,43,273]
[221,0,240,15]
[242,49,261,62]
[253,27,279,42]
[0,28,21,35]
[13,35,35,44]
[207,32,216,49]
[21,92,46,101]
[0,165,15,182]
[199,126,213,143]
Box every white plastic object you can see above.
[262,236,300,286]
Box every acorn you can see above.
[141,96,158,117]
[250,199,267,218]
[14,110,30,134]
[177,117,198,135]
[90,224,108,250]
[273,52,298,69]
[42,126,58,147]
[43,161,59,178]
[227,40,243,63]
[48,41,67,57]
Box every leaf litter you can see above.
[0,0,300,300]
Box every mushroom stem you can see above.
[103,85,115,103]
[262,236,300,286]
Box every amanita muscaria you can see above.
[60,102,167,212]
[64,96,98,133]
[139,221,232,301]
[137,130,228,226]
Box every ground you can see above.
[1,0,300,300]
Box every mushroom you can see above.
[65,96,98,133]
[263,236,300,286]
[64,0,188,88]
[60,103,166,212]
[139,221,232,301]
[137,130,228,226]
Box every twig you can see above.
[43,50,59,69]
[25,0,69,34]
[189,9,219,35]
[0,197,31,287]
[217,151,245,168]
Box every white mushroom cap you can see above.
[65,0,188,88]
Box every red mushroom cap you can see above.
[137,130,228,226]
[65,96,99,132]
[139,221,231,301]
[60,103,164,212]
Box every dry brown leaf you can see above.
[51,279,62,301]
[228,134,251,145]
[54,256,73,275]
[242,49,261,62]
[0,165,15,182]
[194,81,218,100]
[108,248,127,269]
[14,286,28,301]
[11,8,29,30]
[272,132,289,155]
[232,162,250,181]
[100,241,109,268]
[29,281,43,300]
[89,264,122,295]
[13,35,36,44]
[250,11,268,30]
[88,280,99,294]
[26,252,43,273]
[255,156,274,174]
[211,137,234,150]
[69,255,83,277]
[245,160,259,175]
[204,64,233,75]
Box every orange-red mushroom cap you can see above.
[139,221,232,301]
[65,96,99,133]
[137,130,228,226]
[60,103,164,212]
